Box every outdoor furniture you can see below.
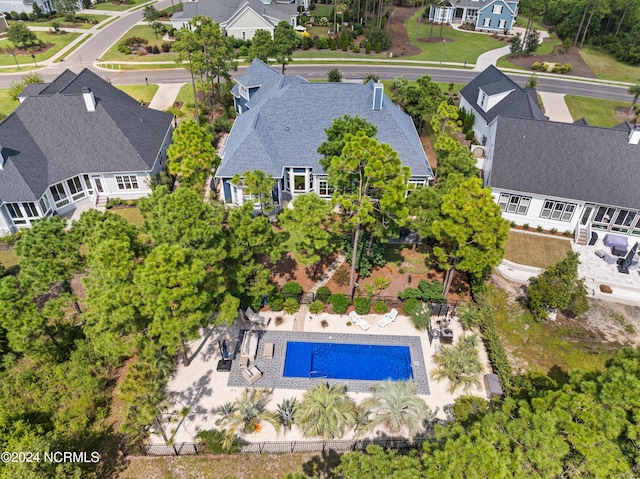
[349,311,370,330]
[588,231,598,246]
[216,359,232,372]
[484,374,504,399]
[378,308,399,328]
[242,366,263,385]
[596,249,618,265]
[387,308,399,321]
[604,233,628,249]
[239,330,259,367]
[245,307,271,327]
[263,342,274,359]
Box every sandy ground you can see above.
[153,309,490,445]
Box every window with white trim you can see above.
[39,194,51,215]
[498,19,506,29]
[483,17,491,27]
[50,182,69,207]
[83,175,93,195]
[6,203,26,225]
[317,178,331,196]
[498,193,530,215]
[540,200,576,221]
[22,202,38,218]
[115,175,139,190]
[67,176,85,201]
[492,5,503,14]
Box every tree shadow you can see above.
[271,254,298,282]
[302,449,342,479]
[547,365,570,386]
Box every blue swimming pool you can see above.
[283,341,413,381]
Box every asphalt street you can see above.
[0,4,633,104]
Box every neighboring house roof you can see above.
[446,0,518,9]
[490,116,640,209]
[460,65,546,124]
[218,60,433,179]
[172,0,296,25]
[479,0,516,14]
[0,68,173,204]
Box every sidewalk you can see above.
[148,82,184,110]
[538,92,574,123]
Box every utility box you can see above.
[484,373,503,399]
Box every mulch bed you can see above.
[505,45,597,78]
[387,6,422,57]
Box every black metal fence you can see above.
[124,437,426,457]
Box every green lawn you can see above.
[0,89,19,118]
[91,0,150,11]
[0,249,19,269]
[111,206,144,227]
[0,31,81,67]
[100,25,176,62]
[294,49,387,59]
[7,14,110,29]
[117,84,159,104]
[504,231,572,268]
[309,4,333,18]
[579,46,640,83]
[564,95,632,128]
[405,11,505,63]
[489,283,614,378]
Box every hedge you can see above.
[354,297,370,315]
[329,294,349,314]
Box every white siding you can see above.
[225,8,274,39]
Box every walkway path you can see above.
[538,92,574,123]
[293,254,346,332]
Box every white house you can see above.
[171,0,298,40]
[461,66,640,244]
[0,0,54,15]
[0,69,174,236]
[429,0,519,33]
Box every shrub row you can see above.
[531,61,572,73]
[398,279,445,303]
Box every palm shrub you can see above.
[277,398,297,430]
[196,428,242,454]
[215,402,236,426]
[283,298,299,314]
[309,299,325,314]
[218,388,281,448]
[281,281,303,300]
[354,297,370,315]
[360,380,431,440]
[269,294,284,311]
[329,293,349,314]
[296,383,356,439]
[410,303,431,331]
[458,303,482,331]
[431,334,483,394]
[316,286,332,303]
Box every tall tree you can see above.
[246,29,274,63]
[431,178,510,297]
[273,20,298,74]
[166,119,218,187]
[53,0,79,20]
[143,4,160,25]
[172,28,201,124]
[279,193,338,278]
[230,170,276,215]
[324,130,410,298]
[627,82,640,117]
[317,114,378,167]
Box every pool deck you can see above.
[154,310,490,445]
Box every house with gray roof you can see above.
[170,0,298,40]
[429,0,519,33]
[0,0,54,16]
[215,59,433,209]
[0,69,173,236]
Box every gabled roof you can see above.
[218,60,433,180]
[446,0,518,9]
[230,58,295,110]
[460,65,546,124]
[479,0,516,14]
[0,69,173,204]
[172,0,296,25]
[490,116,640,209]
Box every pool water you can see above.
[283,341,413,381]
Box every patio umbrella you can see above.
[622,242,639,269]
[219,340,230,360]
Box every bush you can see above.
[373,300,388,314]
[137,48,148,56]
[536,225,543,232]
[367,28,391,51]
[283,298,299,314]
[321,319,329,328]
[343,235,387,278]
[523,223,529,229]
[275,316,284,326]
[333,265,349,286]
[316,286,332,303]
[560,63,572,73]
[398,287,421,301]
[118,44,132,55]
[309,299,325,314]
[124,36,148,47]
[418,280,446,303]
[352,23,363,37]
[531,61,542,71]
[152,45,160,54]
[281,281,303,300]
[19,12,28,20]
[402,298,420,317]
[196,429,242,454]
[315,36,329,49]
[329,293,349,314]
[161,42,171,52]
[269,294,284,311]
[4,12,12,20]
[145,45,153,53]
[10,11,19,20]
[549,228,557,234]
[354,297,370,315]
[410,304,431,331]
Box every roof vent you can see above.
[629,124,640,145]
[372,82,383,110]
[82,87,96,112]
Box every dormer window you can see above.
[478,90,487,110]
[492,5,503,14]
[239,84,248,99]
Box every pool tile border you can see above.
[226,330,430,394]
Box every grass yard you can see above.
[90,0,149,11]
[580,47,640,83]
[111,206,144,227]
[504,231,572,268]
[100,25,176,62]
[405,12,504,63]
[308,4,334,17]
[0,249,19,269]
[0,31,81,67]
[7,14,110,29]
[117,84,159,104]
[0,89,19,118]
[489,283,614,378]
[564,95,632,128]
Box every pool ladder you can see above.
[309,371,328,379]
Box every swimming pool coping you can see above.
[226,330,430,394]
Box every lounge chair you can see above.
[263,342,274,359]
[378,316,392,328]
[388,308,399,322]
[357,318,370,330]
[245,307,271,327]
[239,330,259,368]
[349,311,363,322]
[242,366,262,385]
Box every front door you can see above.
[92,176,104,194]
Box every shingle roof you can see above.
[460,65,546,124]
[490,116,640,209]
[218,60,432,179]
[447,0,518,9]
[172,0,296,25]
[0,69,173,204]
